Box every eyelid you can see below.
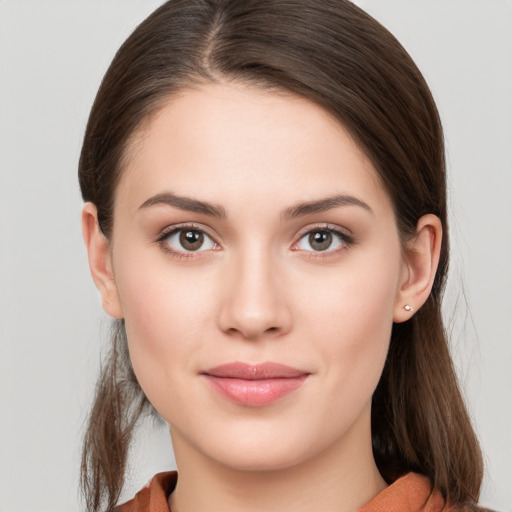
[156,223,221,257]
[156,222,219,241]
[293,222,353,239]
[154,222,354,259]
[291,223,355,253]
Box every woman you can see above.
[79,0,487,510]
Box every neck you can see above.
[168,410,387,512]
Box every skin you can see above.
[83,82,442,512]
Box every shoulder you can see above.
[114,472,177,512]
[358,473,495,512]
[115,471,496,512]
[359,472,447,511]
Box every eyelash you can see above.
[156,223,219,260]
[155,223,354,260]
[292,225,354,258]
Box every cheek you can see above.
[298,247,401,399]
[114,255,215,401]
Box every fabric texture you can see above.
[114,471,461,512]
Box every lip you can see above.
[202,362,310,407]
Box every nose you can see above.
[217,247,292,341]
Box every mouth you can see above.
[201,362,310,407]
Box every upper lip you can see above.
[203,362,309,380]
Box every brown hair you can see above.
[79,1,483,510]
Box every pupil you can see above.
[309,231,332,251]
[180,230,203,251]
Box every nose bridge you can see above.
[218,241,291,340]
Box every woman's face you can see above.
[106,83,409,471]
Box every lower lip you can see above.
[204,375,308,407]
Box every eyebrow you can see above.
[138,192,372,220]
[138,192,226,218]
[282,194,373,220]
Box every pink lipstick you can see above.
[202,362,309,407]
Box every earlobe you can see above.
[393,214,442,323]
[81,203,124,319]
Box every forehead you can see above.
[117,82,390,215]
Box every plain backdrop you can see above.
[0,1,511,511]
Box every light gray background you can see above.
[0,1,510,511]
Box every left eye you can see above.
[163,228,216,252]
[295,229,347,252]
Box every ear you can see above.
[393,214,442,323]
[81,203,123,319]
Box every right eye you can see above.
[160,227,217,254]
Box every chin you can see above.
[193,419,339,474]
[214,444,310,473]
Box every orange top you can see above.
[115,471,454,512]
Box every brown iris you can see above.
[309,231,332,251]
[179,230,204,251]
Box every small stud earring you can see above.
[404,304,414,312]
